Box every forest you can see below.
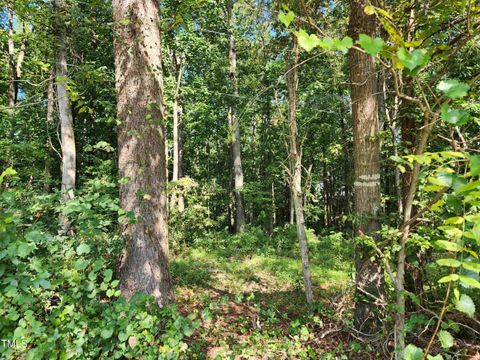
[1,0,480,358]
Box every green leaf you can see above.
[318,37,335,50]
[438,273,459,283]
[458,275,480,289]
[435,240,463,252]
[17,242,35,258]
[101,327,114,339]
[357,34,385,56]
[0,167,17,184]
[333,36,353,53]
[74,259,89,271]
[278,10,295,28]
[427,355,443,360]
[104,269,113,282]
[438,330,454,349]
[440,104,469,126]
[436,79,470,99]
[455,294,475,317]
[397,48,430,74]
[470,156,480,177]
[295,30,320,52]
[76,243,91,255]
[436,258,461,267]
[404,344,424,360]
[364,5,375,15]
[462,261,480,272]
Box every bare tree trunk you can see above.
[55,0,76,234]
[170,49,185,213]
[44,74,56,193]
[348,0,385,334]
[113,0,173,307]
[227,0,245,233]
[7,3,16,109]
[286,38,313,304]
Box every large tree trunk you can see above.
[112,0,173,306]
[286,38,313,304]
[170,49,185,213]
[226,0,245,233]
[55,0,76,234]
[348,0,385,334]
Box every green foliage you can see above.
[436,79,470,99]
[396,48,430,75]
[357,34,385,56]
[0,182,198,359]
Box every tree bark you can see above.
[348,0,385,333]
[55,0,76,234]
[113,0,173,306]
[286,38,314,304]
[227,0,245,233]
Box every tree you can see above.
[170,48,185,213]
[226,0,246,232]
[112,0,173,306]
[55,0,76,234]
[286,37,314,304]
[347,0,385,333]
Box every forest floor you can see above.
[169,232,374,359]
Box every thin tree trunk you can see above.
[227,0,245,233]
[348,0,385,333]
[113,0,173,306]
[55,0,76,234]
[44,74,56,193]
[171,49,185,213]
[7,4,16,109]
[286,38,313,305]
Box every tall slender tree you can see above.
[170,48,185,213]
[286,38,314,304]
[348,0,385,333]
[55,0,76,234]
[112,0,173,306]
[226,0,245,232]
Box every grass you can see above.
[169,228,367,359]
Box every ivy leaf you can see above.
[455,294,475,317]
[437,330,454,349]
[436,258,461,267]
[441,104,469,126]
[397,48,430,75]
[470,156,480,177]
[333,36,353,53]
[404,344,424,360]
[295,30,319,52]
[75,259,89,271]
[357,34,384,56]
[436,79,470,99]
[17,242,35,258]
[101,327,114,339]
[76,243,91,255]
[278,10,295,28]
